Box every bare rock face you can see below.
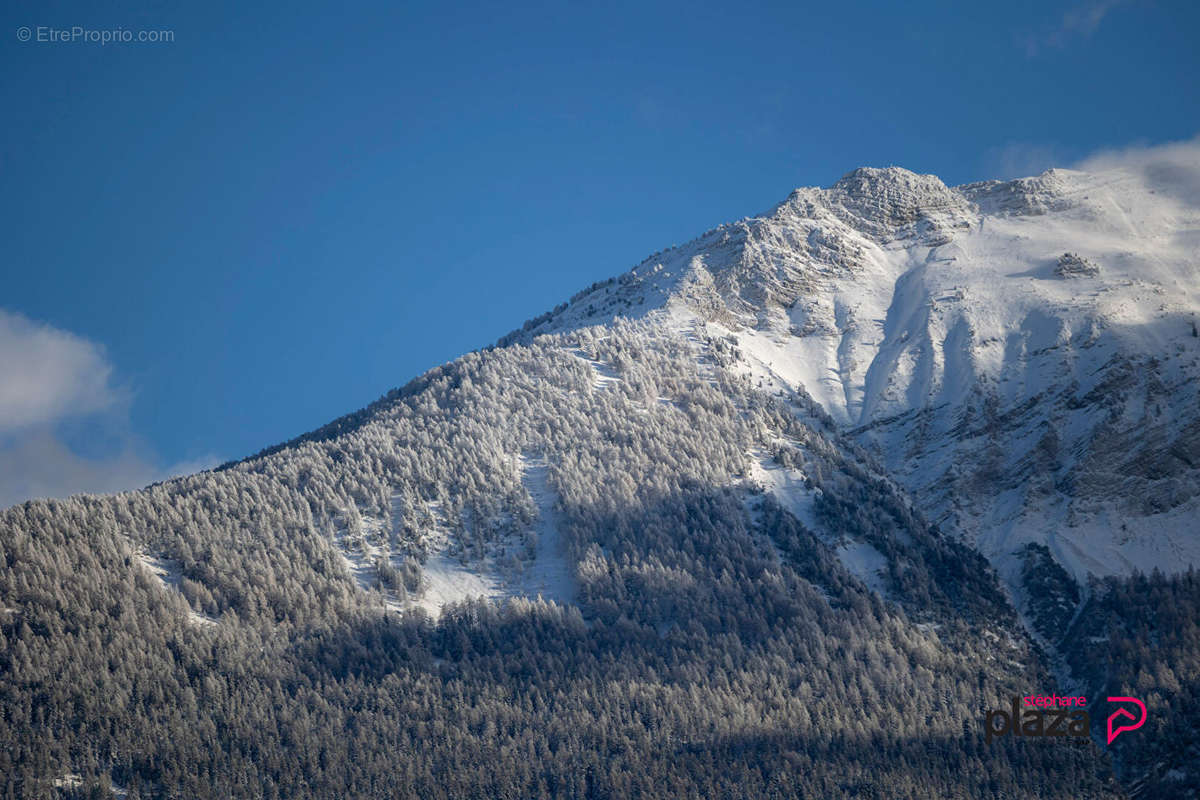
[1054,252,1099,278]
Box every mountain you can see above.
[3,155,1199,798]
[522,163,1200,588]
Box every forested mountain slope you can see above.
[4,153,1199,797]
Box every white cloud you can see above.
[978,135,1200,189]
[1019,0,1132,56]
[1073,136,1200,205]
[0,309,218,509]
[0,310,122,433]
[1058,0,1126,38]
[1073,135,1200,172]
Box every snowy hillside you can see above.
[516,151,1200,598]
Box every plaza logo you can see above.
[1105,696,1146,745]
[984,696,1089,744]
[983,695,1146,745]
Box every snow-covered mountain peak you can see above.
[825,166,964,227]
[513,153,1200,589]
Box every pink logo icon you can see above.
[1106,697,1146,745]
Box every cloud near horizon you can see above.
[1074,135,1200,171]
[1072,135,1200,207]
[0,310,122,435]
[980,134,1200,186]
[1019,0,1132,56]
[0,309,217,510]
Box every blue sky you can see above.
[2,0,1198,506]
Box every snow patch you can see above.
[411,458,576,618]
[53,774,83,790]
[336,462,575,621]
[569,347,620,390]
[835,539,890,595]
[334,531,408,615]
[746,449,820,532]
[513,457,577,604]
[414,539,501,618]
[137,553,218,626]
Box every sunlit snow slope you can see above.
[523,147,1200,591]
